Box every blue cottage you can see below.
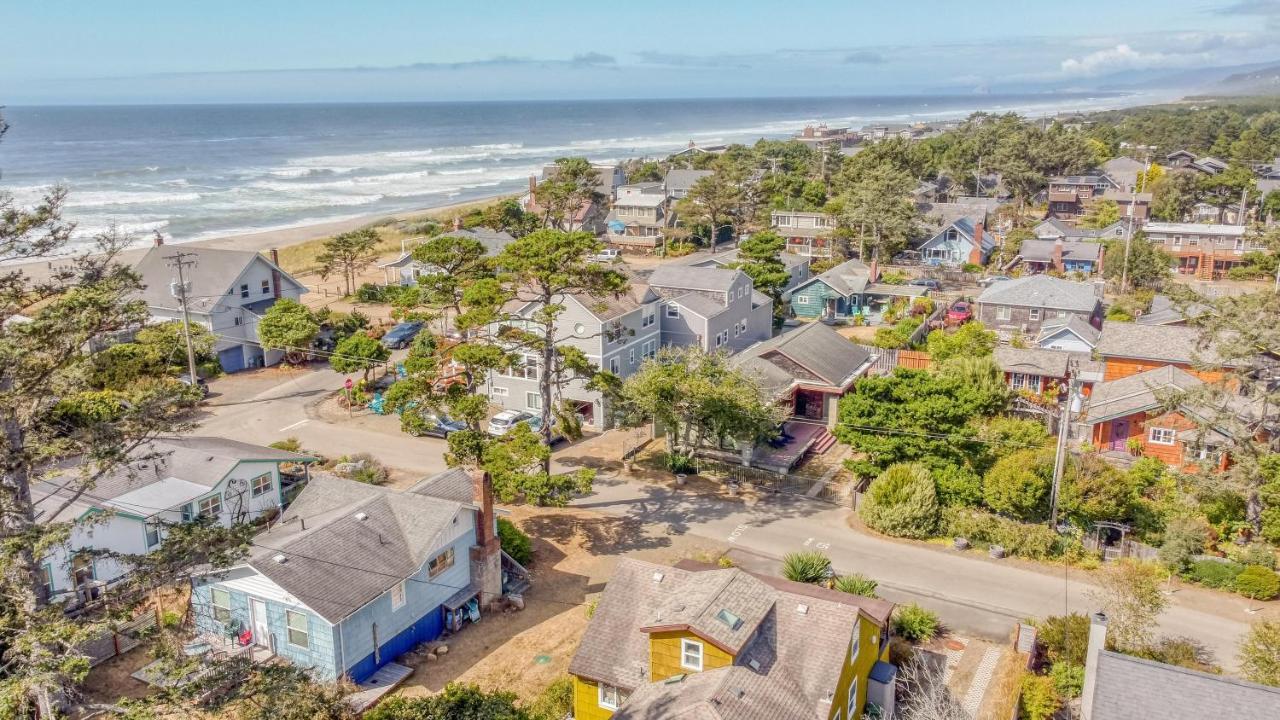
[191,468,508,682]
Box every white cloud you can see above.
[1059,44,1176,76]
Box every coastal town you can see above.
[7,64,1280,720]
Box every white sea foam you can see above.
[65,190,201,208]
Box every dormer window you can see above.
[681,638,703,671]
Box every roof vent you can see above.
[734,689,745,700]
[748,659,761,671]
[272,554,288,564]
[652,571,664,583]
[355,512,368,521]
[796,603,809,615]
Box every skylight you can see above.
[715,608,743,631]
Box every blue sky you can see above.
[3,0,1279,104]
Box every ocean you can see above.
[0,93,1148,251]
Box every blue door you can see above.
[218,346,245,373]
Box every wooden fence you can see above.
[853,344,933,374]
[78,607,160,667]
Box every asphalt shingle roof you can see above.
[976,275,1100,313]
[648,265,741,293]
[1084,366,1202,423]
[1095,321,1228,366]
[799,259,871,297]
[1019,239,1104,263]
[133,246,296,313]
[664,169,714,194]
[993,347,1071,378]
[1037,315,1100,347]
[733,322,872,395]
[1091,650,1280,720]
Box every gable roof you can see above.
[1084,365,1203,423]
[570,558,892,719]
[733,322,872,395]
[1020,239,1104,263]
[994,347,1071,378]
[1091,649,1280,720]
[976,275,1100,313]
[793,258,870,297]
[691,248,810,270]
[1095,321,1229,366]
[32,436,311,523]
[669,292,727,319]
[1135,295,1208,326]
[1036,315,1100,348]
[1142,222,1246,237]
[133,246,303,314]
[919,216,995,252]
[648,265,741,293]
[247,471,465,623]
[664,169,714,194]
[406,467,477,505]
[613,665,814,720]
[1034,219,1126,241]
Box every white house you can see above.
[30,437,312,607]
[133,243,307,373]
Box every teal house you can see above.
[789,259,927,323]
[191,469,513,683]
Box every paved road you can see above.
[572,473,1258,670]
[199,366,1258,670]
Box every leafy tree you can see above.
[329,333,390,382]
[1239,619,1280,688]
[781,551,832,584]
[317,228,379,296]
[1157,517,1208,575]
[1079,199,1121,229]
[1135,162,1163,193]
[89,321,217,388]
[1102,231,1171,290]
[1196,165,1257,224]
[257,298,320,363]
[407,234,492,333]
[481,423,592,506]
[731,230,790,324]
[860,463,941,538]
[1148,170,1199,222]
[983,448,1055,521]
[1062,452,1140,526]
[536,157,600,231]
[676,167,743,252]
[836,163,919,260]
[475,198,540,238]
[926,322,996,363]
[0,121,202,715]
[496,518,532,566]
[1088,559,1168,652]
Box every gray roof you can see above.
[1037,315,1100,347]
[1034,218,1126,241]
[1136,294,1209,326]
[733,322,872,395]
[664,169,714,194]
[1084,365,1203,423]
[32,437,311,522]
[976,275,1100,313]
[443,227,516,254]
[993,347,1071,378]
[796,258,871,297]
[134,246,301,313]
[1091,649,1280,720]
[569,284,662,322]
[670,292,728,319]
[406,467,477,505]
[691,248,810,270]
[570,558,892,719]
[1095,321,1228,366]
[248,471,465,623]
[648,265,741,293]
[1020,239,1103,263]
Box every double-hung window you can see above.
[598,684,628,710]
[609,357,620,374]
[996,306,1011,321]
[261,279,271,295]
[145,522,162,548]
[848,676,859,712]
[198,494,222,518]
[629,349,636,366]
[526,392,542,410]
[1148,427,1176,446]
[211,587,232,624]
[250,473,272,498]
[286,610,309,649]
[391,580,406,610]
[1028,308,1041,321]
[681,638,704,671]
[428,548,455,578]
[239,283,249,299]
[666,304,680,319]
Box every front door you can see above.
[249,598,270,649]
[1109,419,1130,451]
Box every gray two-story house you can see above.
[645,265,773,354]
[975,275,1103,340]
[686,248,812,296]
[134,242,307,373]
[605,183,670,252]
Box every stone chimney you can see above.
[1052,237,1065,273]
[1081,612,1109,720]
[269,248,282,299]
[470,470,503,607]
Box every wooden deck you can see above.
[346,662,413,713]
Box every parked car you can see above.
[978,275,1011,288]
[175,373,210,397]
[946,301,973,325]
[909,277,940,290]
[408,413,468,439]
[594,248,622,262]
[381,322,424,349]
[487,410,536,436]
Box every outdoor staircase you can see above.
[807,429,837,456]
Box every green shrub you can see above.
[497,518,533,566]
[1049,662,1084,698]
[1158,517,1208,574]
[933,464,983,507]
[892,603,940,642]
[270,437,303,453]
[782,551,832,585]
[942,507,1061,560]
[860,463,940,539]
[983,448,1054,521]
[1185,559,1244,590]
[1139,637,1218,673]
[1230,544,1278,570]
[1036,613,1090,666]
[1018,673,1060,720]
[354,283,389,303]
[1236,566,1280,600]
[526,676,574,720]
[665,453,697,474]
[834,573,879,598]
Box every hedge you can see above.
[942,507,1061,560]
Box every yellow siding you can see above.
[573,675,616,720]
[827,616,884,720]
[648,630,733,681]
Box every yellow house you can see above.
[569,558,896,720]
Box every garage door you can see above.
[218,346,245,373]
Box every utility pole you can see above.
[164,250,200,383]
[1048,361,1077,528]
[1119,200,1135,295]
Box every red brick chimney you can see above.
[470,470,502,606]
[968,222,985,266]
[269,248,282,299]
[868,254,878,282]
[1052,237,1065,273]
[1095,244,1105,276]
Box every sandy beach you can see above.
[10,194,512,284]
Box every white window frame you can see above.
[391,580,406,610]
[285,609,309,649]
[261,279,271,295]
[629,349,636,366]
[1148,427,1176,446]
[1028,308,1041,321]
[145,522,162,548]
[428,547,455,578]
[211,587,232,624]
[250,473,272,498]
[666,304,680,319]
[490,386,509,398]
[642,340,656,360]
[598,683,623,710]
[609,357,620,374]
[198,493,222,518]
[996,305,1010,321]
[796,295,810,305]
[848,676,858,713]
[526,392,542,411]
[681,638,704,671]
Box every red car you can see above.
[946,301,973,325]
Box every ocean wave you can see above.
[65,190,202,208]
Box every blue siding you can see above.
[346,607,445,682]
[218,346,245,373]
[193,577,340,679]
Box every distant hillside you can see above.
[1213,63,1280,96]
